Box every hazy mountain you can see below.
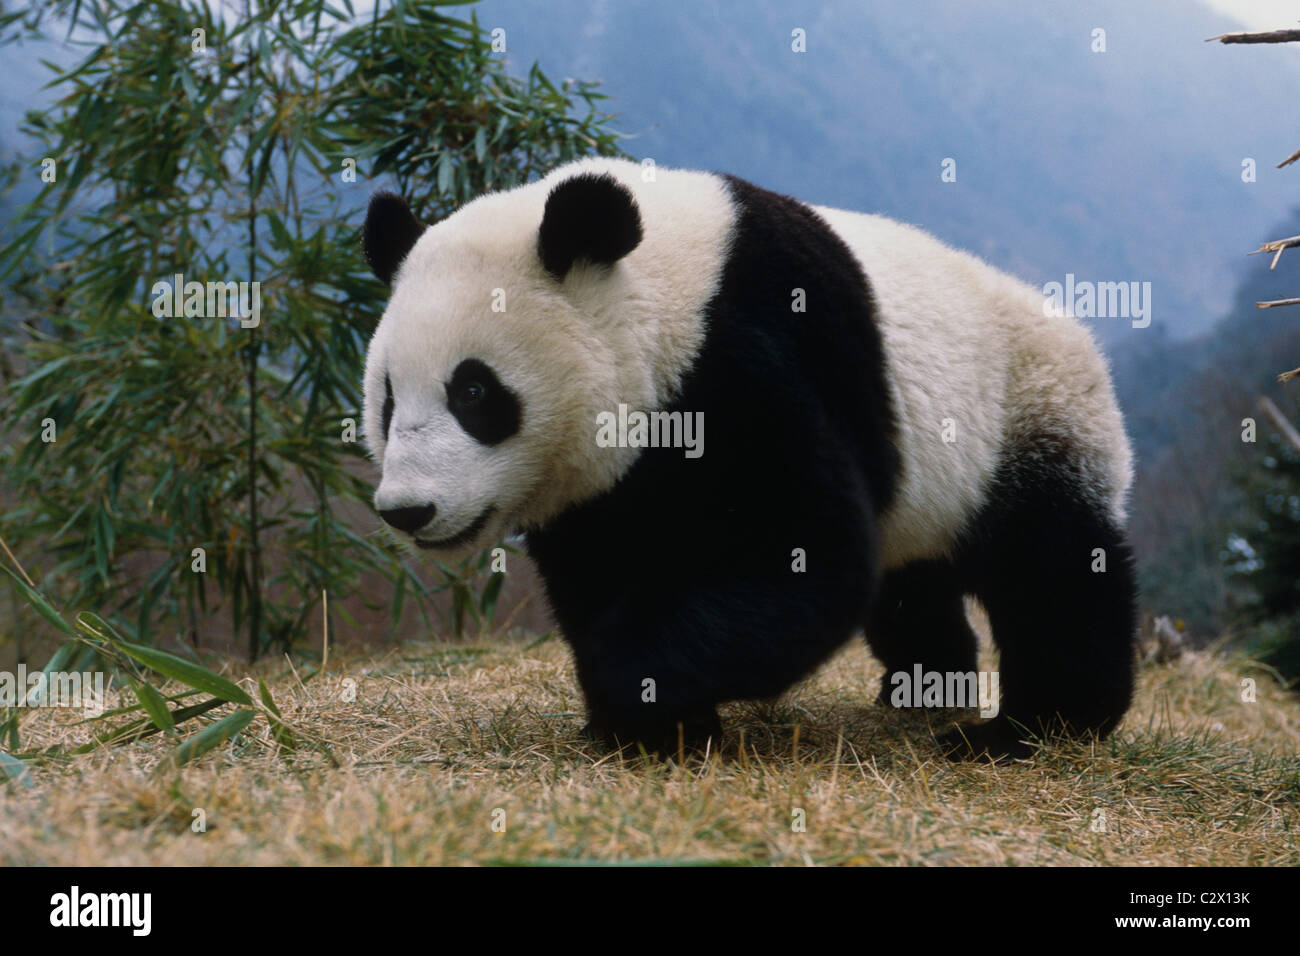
[1107,201,1300,629]
[6,2,1297,345]
[480,0,1300,346]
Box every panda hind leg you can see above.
[866,560,978,708]
[943,473,1138,762]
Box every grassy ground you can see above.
[2,631,1298,865]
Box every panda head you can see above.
[360,169,649,556]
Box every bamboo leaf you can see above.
[68,697,227,754]
[0,751,34,789]
[0,563,77,639]
[79,615,252,705]
[166,708,257,770]
[27,641,78,707]
[479,571,504,619]
[129,677,175,733]
[0,0,628,661]
[258,677,296,751]
[71,687,203,725]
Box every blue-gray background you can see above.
[5,0,1299,630]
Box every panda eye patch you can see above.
[446,358,521,446]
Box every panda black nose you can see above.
[378,503,436,534]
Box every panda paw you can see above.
[937,720,1037,763]
[581,710,723,759]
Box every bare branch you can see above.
[1207,29,1300,44]
[1249,234,1300,268]
[1218,30,1300,402]
[1257,395,1300,452]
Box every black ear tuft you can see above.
[537,173,643,278]
[364,191,427,286]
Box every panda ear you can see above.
[364,191,427,286]
[537,173,643,279]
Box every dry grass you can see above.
[2,634,1298,865]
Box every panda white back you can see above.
[813,205,1133,570]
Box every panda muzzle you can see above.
[413,505,496,550]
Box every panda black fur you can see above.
[360,158,1138,761]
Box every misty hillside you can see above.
[1113,205,1300,630]
[5,1,1296,347]
[480,0,1300,346]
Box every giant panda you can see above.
[359,157,1137,761]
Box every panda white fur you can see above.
[361,157,1137,760]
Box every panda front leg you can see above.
[866,560,978,707]
[568,576,869,757]
[942,482,1138,761]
